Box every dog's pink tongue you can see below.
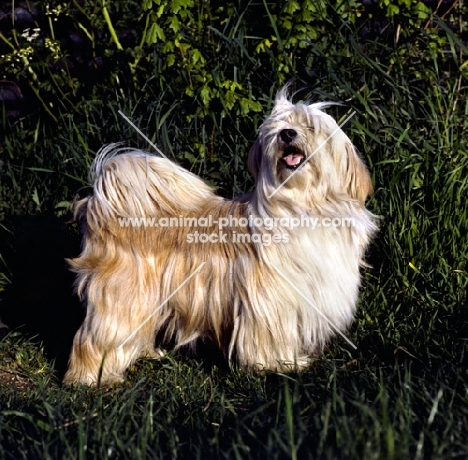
[283,153,304,167]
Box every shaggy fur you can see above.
[63,88,377,385]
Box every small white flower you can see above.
[21,27,41,42]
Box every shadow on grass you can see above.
[0,213,84,378]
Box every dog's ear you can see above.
[345,143,374,203]
[248,138,262,181]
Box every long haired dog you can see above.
[64,89,377,385]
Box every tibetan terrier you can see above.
[64,88,377,385]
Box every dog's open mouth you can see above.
[281,146,306,170]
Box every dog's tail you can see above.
[79,144,216,224]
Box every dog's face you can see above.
[248,89,373,204]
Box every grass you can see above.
[1,1,468,458]
[1,331,467,459]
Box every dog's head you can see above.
[248,88,373,204]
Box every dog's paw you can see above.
[141,347,165,360]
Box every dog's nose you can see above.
[280,129,297,143]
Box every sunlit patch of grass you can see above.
[0,333,54,396]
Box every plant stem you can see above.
[102,0,123,50]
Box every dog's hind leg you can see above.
[63,306,156,386]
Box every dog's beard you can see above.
[63,89,377,386]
